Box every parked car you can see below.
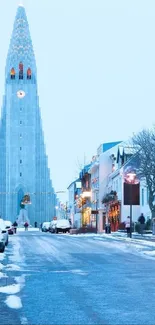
[49,220,57,233]
[42,222,50,232]
[54,219,71,234]
[4,220,15,235]
[0,219,9,252]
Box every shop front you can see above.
[108,201,121,232]
[82,207,91,226]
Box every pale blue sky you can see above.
[0,0,155,199]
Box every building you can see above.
[0,5,56,224]
[98,142,151,232]
[67,179,82,227]
[79,164,92,226]
[88,155,99,229]
[98,141,122,232]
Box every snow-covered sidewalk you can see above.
[69,231,155,258]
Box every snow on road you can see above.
[5,295,22,309]
[1,231,155,324]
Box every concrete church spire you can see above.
[6,4,36,79]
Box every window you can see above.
[20,108,22,112]
[20,172,22,177]
[20,147,22,151]
[19,62,23,80]
[20,160,22,164]
[27,68,32,79]
[20,134,22,138]
[20,121,22,125]
[142,188,144,206]
[10,68,15,80]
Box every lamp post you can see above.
[126,172,136,238]
[93,189,99,233]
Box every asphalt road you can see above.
[0,231,155,325]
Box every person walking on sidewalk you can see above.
[138,213,145,235]
[125,216,131,237]
[24,222,29,231]
[13,221,18,234]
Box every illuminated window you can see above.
[10,68,15,80]
[19,62,23,80]
[27,68,32,80]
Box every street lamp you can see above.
[93,189,99,233]
[126,172,136,238]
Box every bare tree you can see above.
[132,127,155,218]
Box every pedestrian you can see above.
[24,222,29,231]
[138,213,145,235]
[125,216,131,237]
[152,218,155,236]
[13,221,18,234]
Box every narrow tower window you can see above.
[27,68,32,80]
[20,172,22,177]
[20,159,22,164]
[20,134,22,138]
[20,147,22,151]
[19,62,23,80]
[20,121,22,125]
[10,68,15,80]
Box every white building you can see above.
[98,142,151,232]
[67,179,82,228]
[88,155,99,228]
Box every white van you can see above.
[41,222,50,232]
[54,219,71,234]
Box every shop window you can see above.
[19,62,23,79]
[27,68,32,79]
[10,68,15,79]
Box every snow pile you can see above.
[9,236,25,265]
[0,284,21,294]
[6,264,21,271]
[5,295,22,309]
[0,262,4,270]
[18,227,39,232]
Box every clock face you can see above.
[17,90,26,99]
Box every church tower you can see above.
[0,5,56,224]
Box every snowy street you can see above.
[0,231,155,325]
